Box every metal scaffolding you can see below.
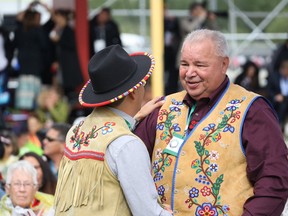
[226,0,288,58]
[90,0,288,58]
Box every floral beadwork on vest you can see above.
[70,120,116,150]
[154,97,186,203]
[56,107,133,215]
[156,98,185,144]
[153,85,257,215]
[184,98,246,215]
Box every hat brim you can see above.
[79,52,155,107]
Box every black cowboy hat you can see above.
[79,44,155,107]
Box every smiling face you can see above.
[179,39,229,101]
[6,169,37,208]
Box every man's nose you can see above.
[186,66,197,77]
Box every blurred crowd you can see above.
[0,2,85,126]
[0,0,288,215]
[0,1,126,214]
[0,2,91,214]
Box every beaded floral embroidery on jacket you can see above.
[156,98,184,144]
[154,98,184,203]
[154,97,246,215]
[70,120,116,150]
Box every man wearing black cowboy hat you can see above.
[54,45,172,216]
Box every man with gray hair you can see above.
[0,160,54,215]
[135,29,288,215]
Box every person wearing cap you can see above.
[54,45,172,215]
[134,29,288,215]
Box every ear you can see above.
[221,57,230,74]
[128,90,137,100]
[60,143,65,153]
[32,186,38,196]
[5,184,10,195]
[35,184,40,191]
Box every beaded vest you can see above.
[54,107,132,216]
[152,82,259,215]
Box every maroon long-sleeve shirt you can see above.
[135,77,288,215]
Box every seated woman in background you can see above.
[19,152,57,195]
[234,60,263,94]
[0,160,54,216]
[36,86,70,128]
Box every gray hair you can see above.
[6,160,38,185]
[182,29,229,57]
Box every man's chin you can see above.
[187,91,205,101]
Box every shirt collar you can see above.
[107,107,136,131]
[183,76,229,108]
